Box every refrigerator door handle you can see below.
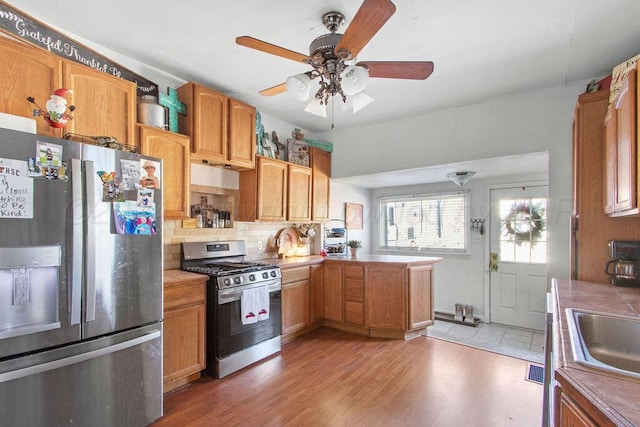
[70,158,83,326]
[84,160,97,322]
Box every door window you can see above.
[498,197,547,264]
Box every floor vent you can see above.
[526,364,544,384]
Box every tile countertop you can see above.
[553,279,640,426]
[259,254,443,267]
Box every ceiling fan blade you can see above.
[334,0,396,59]
[259,83,288,96]
[236,36,312,63]
[357,61,434,79]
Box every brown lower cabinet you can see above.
[281,263,324,343]
[163,270,207,393]
[554,377,616,427]
[322,260,435,340]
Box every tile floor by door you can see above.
[426,320,545,364]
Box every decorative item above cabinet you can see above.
[176,82,256,170]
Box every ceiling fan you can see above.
[236,0,434,118]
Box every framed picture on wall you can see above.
[345,203,363,229]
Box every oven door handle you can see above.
[218,281,281,304]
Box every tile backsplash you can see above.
[163,220,319,269]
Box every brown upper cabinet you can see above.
[310,147,331,221]
[0,37,63,136]
[604,67,638,216]
[139,125,191,220]
[238,155,311,222]
[176,82,256,170]
[0,36,136,145]
[64,61,137,147]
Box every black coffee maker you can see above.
[605,241,640,287]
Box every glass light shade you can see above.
[341,65,369,95]
[447,171,476,186]
[286,73,312,101]
[351,91,374,113]
[304,97,327,117]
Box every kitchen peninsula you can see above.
[264,255,442,342]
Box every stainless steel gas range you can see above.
[181,241,281,378]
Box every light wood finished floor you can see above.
[153,327,542,426]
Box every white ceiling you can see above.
[333,151,548,188]
[5,0,640,186]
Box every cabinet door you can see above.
[324,264,343,322]
[63,62,136,146]
[288,164,312,222]
[310,148,331,221]
[163,303,206,385]
[603,106,617,214]
[139,126,191,219]
[365,266,405,330]
[407,265,433,329]
[559,393,597,427]
[195,85,228,162]
[614,68,637,212]
[310,264,324,325]
[257,156,287,221]
[282,280,310,336]
[0,37,63,136]
[228,98,256,169]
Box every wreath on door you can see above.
[504,202,546,245]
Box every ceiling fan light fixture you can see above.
[341,65,369,95]
[286,73,312,101]
[447,171,476,186]
[304,97,327,117]
[351,91,374,113]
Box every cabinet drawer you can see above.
[343,265,364,279]
[164,282,206,310]
[281,266,310,284]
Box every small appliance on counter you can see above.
[605,241,640,287]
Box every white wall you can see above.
[328,181,371,253]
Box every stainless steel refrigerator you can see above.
[0,128,163,426]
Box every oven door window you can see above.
[217,291,281,358]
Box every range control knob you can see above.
[234,277,242,285]
[223,278,231,287]
[270,270,277,278]
[249,274,256,281]
[262,272,269,279]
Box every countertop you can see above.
[553,278,640,426]
[258,254,443,268]
[323,254,443,265]
[164,269,209,285]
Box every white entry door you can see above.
[490,186,547,331]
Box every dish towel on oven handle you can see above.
[241,286,270,324]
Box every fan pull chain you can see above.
[331,96,335,130]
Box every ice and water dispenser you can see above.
[0,246,61,339]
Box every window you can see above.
[498,197,547,264]
[379,192,468,252]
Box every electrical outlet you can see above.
[257,240,263,251]
[473,235,482,243]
